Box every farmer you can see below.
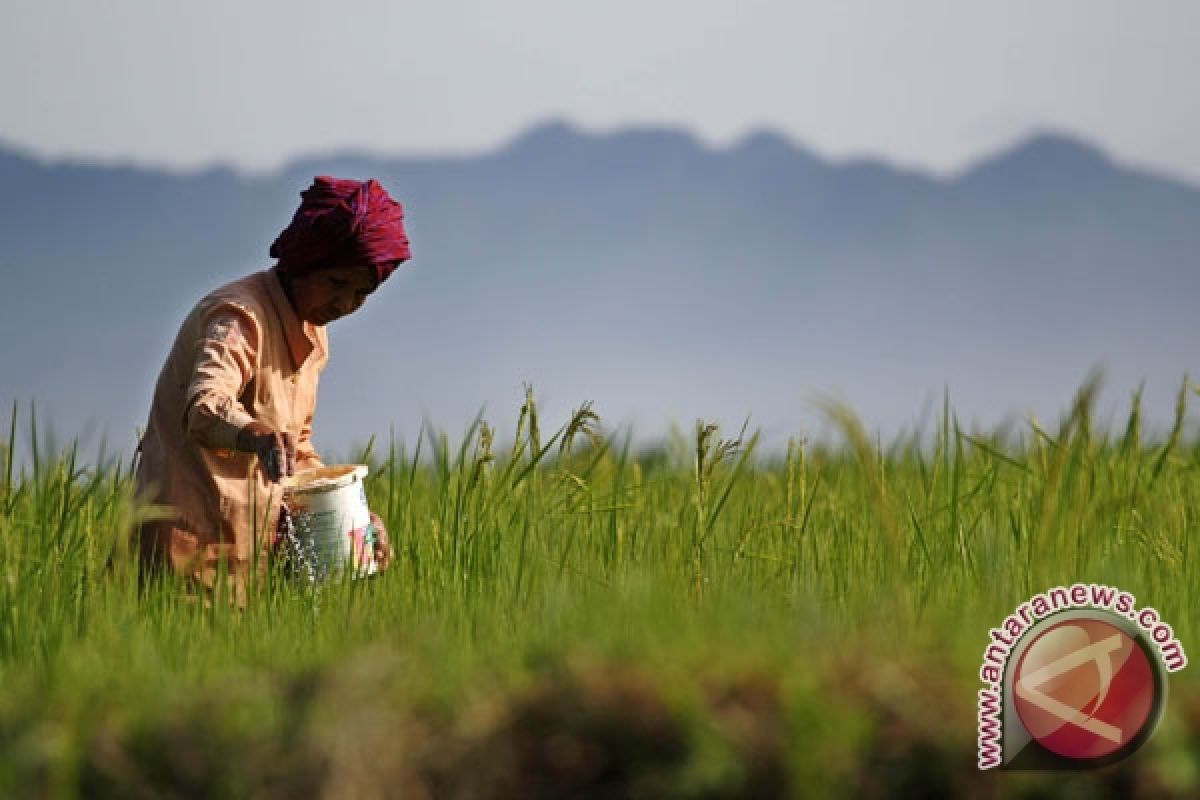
[133,176,411,598]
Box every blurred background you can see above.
[2,0,1198,456]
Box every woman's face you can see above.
[287,265,379,326]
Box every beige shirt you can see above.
[135,267,327,590]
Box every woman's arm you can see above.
[183,303,261,452]
[182,305,301,482]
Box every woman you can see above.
[134,176,411,598]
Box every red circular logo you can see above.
[1013,617,1157,760]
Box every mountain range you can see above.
[2,121,1199,455]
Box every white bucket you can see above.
[282,464,377,581]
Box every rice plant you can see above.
[0,383,1196,798]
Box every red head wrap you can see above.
[270,176,411,285]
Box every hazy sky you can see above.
[4,1,1199,181]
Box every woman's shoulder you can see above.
[196,270,273,319]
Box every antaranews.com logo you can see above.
[977,583,1188,770]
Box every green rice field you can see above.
[1,381,1196,798]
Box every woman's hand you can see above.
[236,421,295,482]
[370,511,392,571]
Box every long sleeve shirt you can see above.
[134,267,328,593]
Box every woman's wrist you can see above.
[235,421,270,453]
